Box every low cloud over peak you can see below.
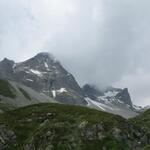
[0,0,150,106]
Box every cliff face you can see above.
[0,53,86,105]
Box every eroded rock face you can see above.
[0,53,86,106]
[115,88,133,107]
[21,120,150,150]
[0,124,16,150]
[83,84,137,118]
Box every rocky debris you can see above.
[0,124,16,150]
[78,121,88,129]
[24,143,35,150]
[80,122,105,141]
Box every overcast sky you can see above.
[0,0,150,106]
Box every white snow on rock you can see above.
[52,90,56,98]
[97,91,120,104]
[51,88,67,98]
[25,71,31,74]
[57,88,67,94]
[30,69,43,77]
[13,63,16,69]
[26,79,34,82]
[104,91,119,97]
[85,97,106,111]
[85,97,120,112]
[44,62,49,70]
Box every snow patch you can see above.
[97,90,120,104]
[85,97,106,111]
[133,105,142,111]
[44,62,50,71]
[13,63,16,69]
[51,88,67,98]
[26,79,33,82]
[30,69,43,77]
[104,91,119,97]
[57,88,67,94]
[25,71,31,74]
[52,90,56,98]
[85,97,119,111]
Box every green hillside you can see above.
[0,103,149,150]
[130,109,150,132]
[130,109,150,150]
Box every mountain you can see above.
[0,53,86,106]
[0,103,149,150]
[0,79,56,113]
[83,84,137,118]
[0,53,150,149]
[0,53,139,118]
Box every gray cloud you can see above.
[0,0,150,106]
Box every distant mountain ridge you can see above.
[0,52,141,118]
[83,84,138,118]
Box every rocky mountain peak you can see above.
[0,53,86,106]
[0,58,15,80]
[34,52,56,62]
[115,88,133,107]
[20,52,57,69]
[116,88,132,107]
[0,53,138,117]
[0,58,14,66]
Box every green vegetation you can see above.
[130,109,150,132]
[0,103,149,150]
[130,109,150,150]
[0,79,16,98]
[140,145,150,150]
[18,87,31,101]
[0,103,15,112]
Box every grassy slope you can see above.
[130,109,150,150]
[130,109,150,132]
[0,103,15,112]
[0,103,148,150]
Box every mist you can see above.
[0,0,150,106]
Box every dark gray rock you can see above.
[115,88,133,107]
[83,84,104,100]
[0,124,16,150]
[0,53,87,106]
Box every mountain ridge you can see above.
[0,52,142,118]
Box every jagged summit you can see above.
[34,52,56,61]
[21,52,57,68]
[0,57,14,65]
[83,84,136,118]
[0,52,86,106]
